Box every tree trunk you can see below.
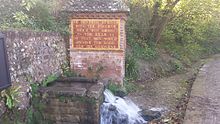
[148,0,180,44]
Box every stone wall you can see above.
[0,30,67,109]
[70,13,127,84]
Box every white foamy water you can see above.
[100,89,146,124]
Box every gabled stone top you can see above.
[62,0,130,13]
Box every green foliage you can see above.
[126,1,151,40]
[26,108,34,124]
[170,60,184,73]
[0,0,69,33]
[161,9,220,65]
[126,19,159,79]
[0,86,21,109]
[26,106,51,124]
[1,75,59,123]
[127,35,158,61]
[27,83,51,124]
[126,0,220,67]
[124,78,139,93]
[21,0,37,11]
[30,83,40,98]
[162,41,198,65]
[27,0,56,31]
[61,62,77,77]
[107,82,124,95]
[125,54,139,80]
[107,79,139,95]
[126,2,158,60]
[127,0,220,43]
[143,45,158,60]
[199,20,220,55]
[42,74,58,87]
[13,11,29,26]
[0,0,22,26]
[1,109,26,124]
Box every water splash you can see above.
[100,89,146,124]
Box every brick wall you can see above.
[70,13,127,84]
[0,30,67,109]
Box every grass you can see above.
[107,79,140,95]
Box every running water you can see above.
[100,89,146,124]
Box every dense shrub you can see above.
[0,0,69,33]
[125,54,139,80]
[125,0,220,75]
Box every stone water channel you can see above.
[39,77,162,124]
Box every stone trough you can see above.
[39,77,104,124]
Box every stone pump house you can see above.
[63,0,130,84]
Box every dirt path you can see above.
[128,58,204,123]
[183,55,220,124]
[129,73,192,110]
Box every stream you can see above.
[100,89,147,124]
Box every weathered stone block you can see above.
[39,79,104,124]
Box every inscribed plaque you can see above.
[72,19,120,50]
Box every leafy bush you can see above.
[125,54,139,80]
[126,0,220,76]
[163,41,197,65]
[42,74,58,87]
[0,86,21,109]
[106,82,124,95]
[127,36,158,61]
[0,0,69,34]
[161,6,220,63]
[107,80,139,95]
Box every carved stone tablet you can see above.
[72,19,120,50]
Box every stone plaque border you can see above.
[71,19,121,51]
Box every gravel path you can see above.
[184,55,220,124]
